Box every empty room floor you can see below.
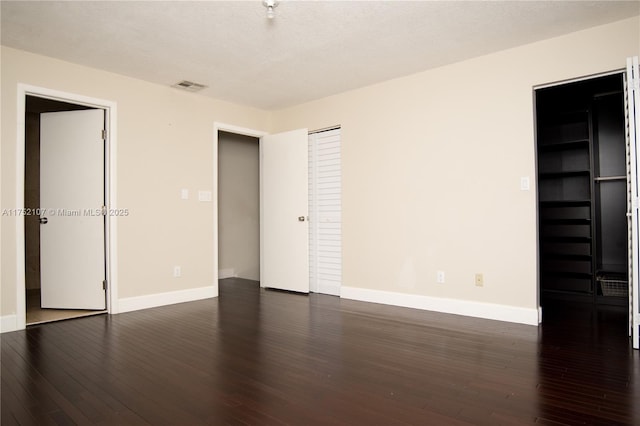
[2,278,639,425]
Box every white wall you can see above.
[271,17,640,324]
[218,131,260,281]
[1,47,270,327]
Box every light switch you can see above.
[520,177,530,191]
[198,190,212,202]
[181,189,189,200]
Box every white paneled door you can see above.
[40,109,106,310]
[261,128,309,293]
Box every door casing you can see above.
[213,123,267,294]
[15,84,118,330]
[214,123,312,293]
[533,67,638,342]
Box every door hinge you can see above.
[101,129,107,140]
[103,279,108,290]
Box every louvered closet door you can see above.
[309,128,342,296]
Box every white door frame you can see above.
[15,84,119,330]
[534,68,625,322]
[213,122,267,292]
[626,56,640,349]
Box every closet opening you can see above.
[217,131,260,285]
[536,72,628,325]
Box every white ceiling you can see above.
[2,1,639,110]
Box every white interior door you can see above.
[40,109,106,310]
[626,56,640,349]
[261,128,309,293]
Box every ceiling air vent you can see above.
[172,80,207,92]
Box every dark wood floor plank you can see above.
[2,278,639,425]
[1,374,39,426]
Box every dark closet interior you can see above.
[536,73,628,308]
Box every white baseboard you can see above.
[316,282,341,297]
[1,315,18,333]
[118,285,217,314]
[218,269,236,279]
[340,286,540,326]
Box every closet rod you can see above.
[594,176,626,182]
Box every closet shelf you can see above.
[538,139,589,152]
[541,218,591,225]
[542,109,589,121]
[539,200,591,207]
[540,236,592,243]
[539,170,590,179]
[541,253,592,261]
[548,108,589,116]
[540,271,593,282]
[541,271,593,279]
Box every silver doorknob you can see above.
[39,217,48,224]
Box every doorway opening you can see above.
[217,131,261,284]
[15,85,117,331]
[25,96,107,324]
[24,96,106,325]
[214,124,342,297]
[535,72,628,328]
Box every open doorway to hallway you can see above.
[25,95,108,325]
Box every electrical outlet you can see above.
[475,273,483,287]
[174,266,181,278]
[437,271,445,284]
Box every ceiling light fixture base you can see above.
[262,0,280,19]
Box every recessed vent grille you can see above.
[172,80,207,92]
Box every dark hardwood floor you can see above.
[2,278,639,425]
